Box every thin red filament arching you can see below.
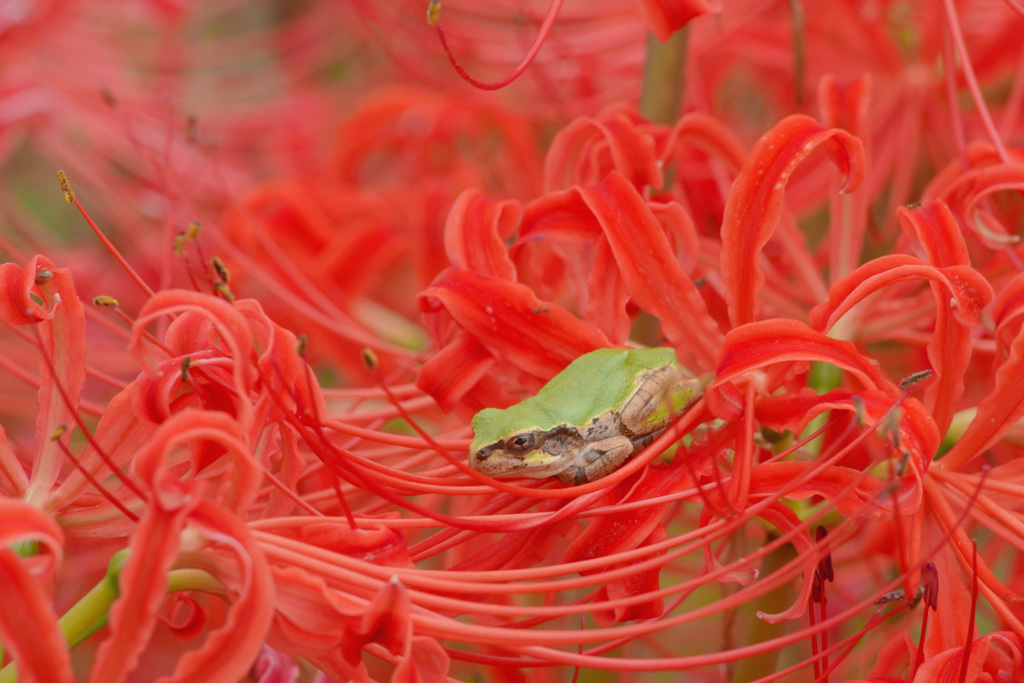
[433,0,565,91]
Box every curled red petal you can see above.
[267,566,360,655]
[161,500,276,683]
[0,497,63,560]
[0,256,88,506]
[415,332,503,412]
[928,162,1024,247]
[240,298,327,423]
[519,188,601,244]
[896,201,969,268]
[443,190,521,280]
[579,171,722,370]
[418,268,610,382]
[709,319,897,420]
[132,411,262,514]
[756,388,937,476]
[544,113,663,192]
[810,257,991,332]
[132,290,258,430]
[755,504,816,623]
[394,636,451,683]
[0,256,58,325]
[649,201,701,275]
[960,164,1024,246]
[0,501,67,682]
[591,525,668,626]
[634,0,722,42]
[942,286,1024,470]
[0,549,73,683]
[88,489,196,683]
[660,112,746,173]
[720,115,865,327]
[749,461,893,517]
[818,74,870,136]
[913,631,1024,683]
[586,236,632,343]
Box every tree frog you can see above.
[469,347,704,485]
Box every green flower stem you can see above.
[167,568,224,594]
[639,28,689,126]
[731,534,798,682]
[788,0,806,104]
[804,361,844,456]
[938,406,977,457]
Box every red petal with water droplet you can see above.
[580,171,722,370]
[721,115,864,327]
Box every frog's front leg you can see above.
[556,435,634,485]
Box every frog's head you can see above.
[469,408,581,479]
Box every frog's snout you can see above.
[474,446,493,461]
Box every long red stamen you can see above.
[433,0,565,91]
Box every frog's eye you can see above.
[507,434,535,453]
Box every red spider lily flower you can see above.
[0,255,85,506]
[5,2,1024,681]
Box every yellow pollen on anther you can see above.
[213,281,236,303]
[57,170,75,203]
[212,256,231,283]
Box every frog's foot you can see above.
[556,435,634,485]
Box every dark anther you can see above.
[920,562,938,611]
[900,369,933,390]
[816,526,834,583]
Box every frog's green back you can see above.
[471,347,679,447]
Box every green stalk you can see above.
[731,534,798,682]
[639,28,689,126]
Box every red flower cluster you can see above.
[1,1,1024,682]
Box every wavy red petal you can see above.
[88,491,195,683]
[660,112,746,173]
[580,171,722,370]
[443,190,521,280]
[544,113,663,191]
[161,501,275,683]
[942,286,1024,470]
[415,331,502,412]
[710,319,897,421]
[0,550,73,683]
[0,495,64,682]
[418,268,610,383]
[896,201,970,268]
[720,115,865,327]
